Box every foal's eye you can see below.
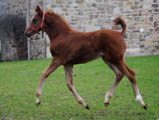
[32,19,37,24]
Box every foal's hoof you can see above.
[85,104,90,110]
[36,101,41,107]
[104,102,109,108]
[143,104,147,110]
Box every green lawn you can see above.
[0,56,159,120]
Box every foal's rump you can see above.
[89,29,126,63]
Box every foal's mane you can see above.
[45,9,71,31]
[45,9,54,15]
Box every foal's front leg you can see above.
[64,65,89,110]
[36,58,61,106]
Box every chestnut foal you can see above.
[25,6,147,110]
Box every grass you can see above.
[0,56,159,120]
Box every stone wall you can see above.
[7,0,27,16]
[44,0,159,56]
[1,0,158,61]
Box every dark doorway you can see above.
[0,1,28,61]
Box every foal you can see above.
[25,6,147,110]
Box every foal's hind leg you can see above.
[117,61,147,109]
[64,65,89,110]
[102,60,124,107]
[36,58,61,106]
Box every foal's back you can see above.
[53,29,126,65]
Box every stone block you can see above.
[126,1,134,6]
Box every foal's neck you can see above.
[45,13,71,40]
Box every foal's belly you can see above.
[66,52,103,65]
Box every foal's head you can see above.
[25,6,71,38]
[24,6,45,37]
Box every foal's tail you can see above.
[113,16,127,34]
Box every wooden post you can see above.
[0,40,1,61]
[43,0,47,58]
[26,0,31,60]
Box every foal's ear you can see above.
[35,5,43,17]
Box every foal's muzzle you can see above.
[24,30,35,37]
